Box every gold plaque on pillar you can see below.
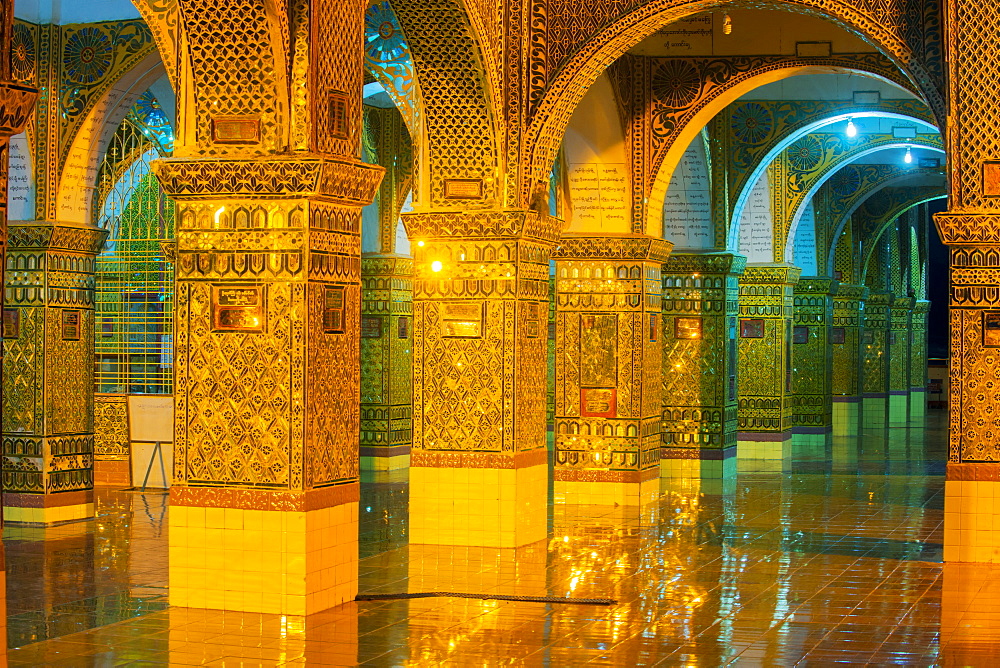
[61,309,81,340]
[323,286,345,334]
[398,316,409,339]
[983,162,1000,196]
[675,316,702,340]
[831,327,846,344]
[581,388,617,418]
[740,319,764,338]
[793,326,809,344]
[211,116,261,144]
[984,311,1000,347]
[580,314,616,386]
[2,308,19,339]
[212,285,264,332]
[443,179,484,200]
[524,302,540,339]
[441,302,483,337]
[328,90,350,139]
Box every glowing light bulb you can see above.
[431,260,443,272]
[417,240,425,247]
[904,146,913,164]
[845,118,858,138]
[722,13,732,34]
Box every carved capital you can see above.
[7,221,108,254]
[663,252,747,276]
[740,263,802,286]
[403,210,561,243]
[933,211,1000,244]
[865,291,894,306]
[794,277,839,296]
[552,233,672,262]
[153,156,384,205]
[834,284,870,301]
[0,81,37,137]
[892,296,917,310]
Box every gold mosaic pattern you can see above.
[737,265,801,434]
[832,284,868,398]
[661,253,745,451]
[791,279,836,430]
[94,395,130,461]
[862,291,891,396]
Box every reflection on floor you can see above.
[5,410,1000,665]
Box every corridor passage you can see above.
[5,410,997,665]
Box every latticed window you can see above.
[93,91,175,395]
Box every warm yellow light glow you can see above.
[213,206,226,227]
[417,240,425,247]
[431,260,443,272]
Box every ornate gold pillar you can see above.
[551,234,671,505]
[360,255,412,470]
[736,264,801,462]
[660,252,744,479]
[790,278,837,436]
[862,291,892,427]
[3,222,106,523]
[148,0,384,614]
[405,210,554,548]
[909,300,930,420]
[831,285,868,435]
[889,296,915,425]
[158,157,382,615]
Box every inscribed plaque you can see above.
[212,285,264,332]
[581,388,617,418]
[740,319,764,338]
[985,311,1000,347]
[675,316,702,340]
[793,326,809,344]
[831,327,846,344]
[361,316,383,339]
[323,286,345,333]
[580,314,617,386]
[61,309,81,340]
[441,302,483,337]
[2,308,19,339]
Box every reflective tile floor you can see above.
[5,409,1000,665]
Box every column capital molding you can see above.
[865,290,894,306]
[794,277,839,295]
[7,221,107,254]
[152,155,384,204]
[933,211,1000,245]
[892,296,917,310]
[833,284,870,301]
[361,254,414,275]
[552,233,672,262]
[741,263,802,286]
[663,251,746,276]
[913,300,931,314]
[403,209,561,243]
[0,81,37,137]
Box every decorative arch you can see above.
[524,0,944,210]
[730,133,944,256]
[857,187,947,281]
[607,53,922,235]
[821,166,945,273]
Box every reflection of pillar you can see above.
[360,255,412,471]
[889,296,915,425]
[831,285,867,435]
[791,278,836,435]
[552,234,671,505]
[862,291,892,427]
[909,300,930,420]
[736,264,801,461]
[3,222,107,523]
[660,252,744,478]
[406,210,554,547]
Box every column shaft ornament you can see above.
[552,234,671,504]
[791,278,837,434]
[736,264,801,458]
[831,284,868,435]
[660,252,744,477]
[910,299,930,397]
[2,222,106,523]
[405,209,556,547]
[360,254,413,469]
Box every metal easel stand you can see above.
[140,441,163,492]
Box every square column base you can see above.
[409,454,547,548]
[910,388,926,420]
[94,460,131,487]
[889,393,910,426]
[862,395,888,428]
[168,485,359,615]
[3,491,94,525]
[359,447,410,471]
[832,398,861,436]
[554,471,659,506]
[660,446,737,479]
[945,467,1000,563]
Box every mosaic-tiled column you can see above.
[552,234,671,505]
[360,254,412,471]
[791,278,837,436]
[831,285,868,435]
[405,210,554,548]
[660,252,744,478]
[156,158,382,615]
[736,264,801,461]
[889,296,915,425]
[909,300,930,420]
[2,222,106,524]
[862,291,892,427]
